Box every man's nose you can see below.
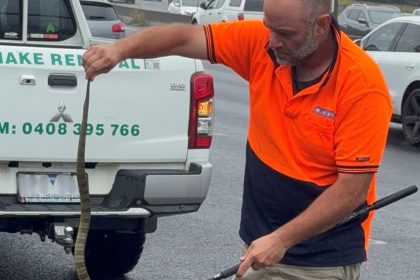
[268,33,283,49]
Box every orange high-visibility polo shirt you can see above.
[204,19,392,266]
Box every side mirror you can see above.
[174,2,180,7]
[353,39,362,47]
[200,2,206,9]
[357,17,368,25]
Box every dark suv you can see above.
[338,4,403,39]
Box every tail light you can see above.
[237,12,244,20]
[112,22,125,33]
[188,72,214,149]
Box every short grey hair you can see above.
[301,0,330,19]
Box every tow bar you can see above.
[53,224,75,254]
[206,185,418,280]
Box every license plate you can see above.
[17,172,80,203]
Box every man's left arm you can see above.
[237,172,373,276]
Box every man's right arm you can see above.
[83,23,208,80]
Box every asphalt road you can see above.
[0,62,419,280]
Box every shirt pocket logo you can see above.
[312,106,336,120]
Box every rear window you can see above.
[81,2,118,21]
[182,0,201,8]
[228,0,242,8]
[348,9,361,20]
[0,0,76,41]
[368,10,403,24]
[0,0,23,40]
[244,0,263,12]
[28,0,77,41]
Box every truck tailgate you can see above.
[0,45,194,162]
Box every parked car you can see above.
[338,3,403,39]
[412,8,420,16]
[357,16,420,145]
[222,0,263,22]
[191,0,262,24]
[168,0,201,16]
[191,0,227,24]
[80,0,126,39]
[0,0,214,278]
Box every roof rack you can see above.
[376,5,401,12]
[351,3,368,8]
[349,3,401,12]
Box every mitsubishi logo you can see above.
[48,174,57,186]
[50,100,73,122]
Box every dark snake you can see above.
[75,79,92,280]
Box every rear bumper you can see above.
[0,207,151,217]
[0,162,212,217]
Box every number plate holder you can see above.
[17,172,81,203]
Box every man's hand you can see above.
[83,43,124,81]
[236,173,373,278]
[236,233,288,278]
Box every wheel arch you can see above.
[401,81,420,145]
[402,81,420,113]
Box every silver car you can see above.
[358,16,420,145]
[80,0,126,39]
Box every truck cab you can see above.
[191,0,227,24]
[0,0,214,278]
[221,0,263,22]
[191,0,263,24]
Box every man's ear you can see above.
[315,14,331,35]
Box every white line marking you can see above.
[369,239,387,245]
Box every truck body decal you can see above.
[0,50,143,69]
[0,121,140,137]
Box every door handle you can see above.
[48,74,77,87]
[405,64,415,69]
[19,75,36,86]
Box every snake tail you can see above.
[75,80,92,280]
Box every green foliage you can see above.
[130,10,149,27]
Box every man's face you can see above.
[264,0,320,65]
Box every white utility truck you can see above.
[0,0,214,278]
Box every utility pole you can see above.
[330,0,339,18]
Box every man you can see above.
[83,0,392,279]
